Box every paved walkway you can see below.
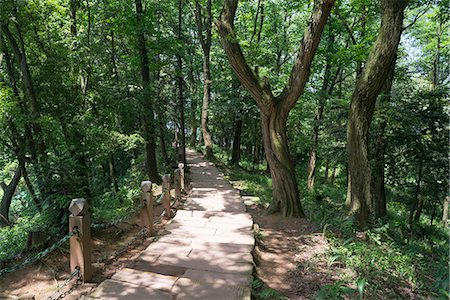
[83,149,254,299]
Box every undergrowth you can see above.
[212,147,449,299]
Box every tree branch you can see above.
[402,2,431,32]
[216,0,273,110]
[279,0,335,117]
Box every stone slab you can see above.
[88,280,172,300]
[172,278,251,300]
[112,268,178,291]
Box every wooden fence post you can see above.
[174,169,181,205]
[140,181,154,236]
[162,174,173,218]
[69,198,92,282]
[178,163,185,192]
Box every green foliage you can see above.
[0,214,43,261]
[252,278,287,300]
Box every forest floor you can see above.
[248,204,348,300]
[0,203,170,300]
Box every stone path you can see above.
[83,149,255,299]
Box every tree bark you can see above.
[346,0,408,228]
[109,154,119,193]
[217,0,335,217]
[135,0,161,184]
[443,196,448,227]
[0,166,22,227]
[230,118,242,165]
[307,26,335,190]
[409,160,423,226]
[194,0,214,159]
[0,23,45,158]
[177,0,186,165]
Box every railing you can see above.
[0,163,186,294]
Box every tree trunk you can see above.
[0,167,22,227]
[158,118,170,166]
[109,154,119,193]
[177,0,186,165]
[414,194,424,222]
[307,26,334,190]
[194,0,214,159]
[190,126,197,147]
[409,160,423,227]
[135,0,161,184]
[217,0,335,217]
[443,196,448,227]
[346,0,408,228]
[230,118,242,165]
[201,52,213,159]
[373,56,396,219]
[261,109,304,217]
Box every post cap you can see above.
[69,198,89,216]
[162,174,171,183]
[141,181,152,192]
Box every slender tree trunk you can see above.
[443,196,448,227]
[201,52,213,159]
[177,0,186,165]
[346,0,408,228]
[230,118,242,165]
[432,20,442,88]
[194,0,214,159]
[414,194,424,222]
[307,26,334,190]
[109,154,119,193]
[19,158,41,210]
[324,159,329,182]
[135,0,161,183]
[409,160,423,226]
[0,167,22,227]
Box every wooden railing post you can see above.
[178,163,185,192]
[140,181,154,236]
[69,198,92,282]
[162,174,173,218]
[174,169,181,205]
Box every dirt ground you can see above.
[248,205,347,300]
[0,170,350,300]
[0,203,171,300]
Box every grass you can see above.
[211,146,449,299]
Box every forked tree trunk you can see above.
[217,0,335,217]
[347,0,408,228]
[261,109,304,217]
[0,167,22,227]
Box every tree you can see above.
[194,0,214,159]
[346,0,409,228]
[216,0,335,217]
[135,0,161,184]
